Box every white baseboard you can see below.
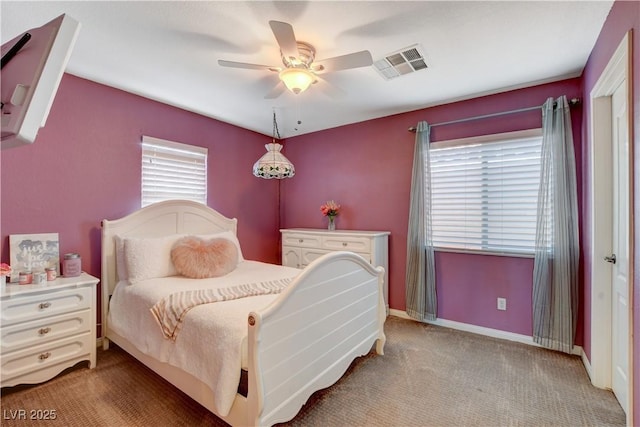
[389,309,583,357]
[581,348,593,380]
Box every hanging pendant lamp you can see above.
[252,111,295,179]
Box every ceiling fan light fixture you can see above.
[219,21,370,99]
[279,68,314,94]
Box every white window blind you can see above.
[430,129,542,255]
[141,136,207,207]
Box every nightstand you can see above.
[0,272,99,387]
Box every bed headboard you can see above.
[101,200,237,336]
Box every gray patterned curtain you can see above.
[405,121,437,321]
[532,96,579,353]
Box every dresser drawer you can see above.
[322,235,371,252]
[301,248,331,267]
[1,286,92,326]
[282,233,322,248]
[1,309,92,354]
[1,332,92,385]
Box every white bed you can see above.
[101,200,386,426]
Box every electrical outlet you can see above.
[497,298,507,311]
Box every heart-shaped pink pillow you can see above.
[171,236,239,279]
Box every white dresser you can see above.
[281,229,390,311]
[0,273,98,387]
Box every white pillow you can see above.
[114,235,128,282]
[123,235,180,284]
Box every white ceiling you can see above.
[1,1,614,138]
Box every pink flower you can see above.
[320,200,341,217]
[0,263,12,276]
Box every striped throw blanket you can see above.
[150,278,293,341]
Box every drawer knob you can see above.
[39,302,52,309]
[38,327,51,335]
[342,242,348,247]
[298,239,304,243]
[38,352,52,360]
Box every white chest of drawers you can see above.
[281,229,390,311]
[0,273,99,387]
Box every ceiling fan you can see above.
[218,20,373,98]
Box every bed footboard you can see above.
[246,251,386,426]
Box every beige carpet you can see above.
[1,317,625,426]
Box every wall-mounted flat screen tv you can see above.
[1,14,80,149]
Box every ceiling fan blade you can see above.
[269,20,299,61]
[218,59,280,72]
[314,76,347,99]
[264,82,287,99]
[313,50,373,73]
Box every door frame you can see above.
[589,30,633,424]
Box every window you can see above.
[141,136,207,207]
[429,129,542,255]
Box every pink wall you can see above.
[435,252,533,334]
[0,74,282,331]
[581,0,640,419]
[281,78,583,339]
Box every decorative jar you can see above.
[63,253,82,277]
[46,267,57,281]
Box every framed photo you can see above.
[9,233,60,282]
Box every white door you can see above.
[610,79,630,414]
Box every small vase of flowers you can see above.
[0,263,12,286]
[320,200,341,231]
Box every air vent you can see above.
[373,44,428,80]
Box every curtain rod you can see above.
[407,97,580,132]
